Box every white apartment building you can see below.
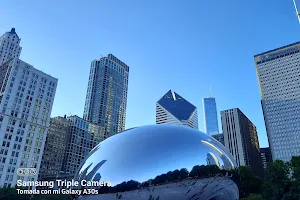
[0,28,22,67]
[0,29,57,187]
[254,42,300,162]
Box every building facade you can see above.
[0,28,22,67]
[254,42,300,162]
[61,115,105,174]
[260,147,272,171]
[39,116,69,179]
[83,54,129,138]
[156,90,198,129]
[202,97,219,136]
[221,108,263,177]
[0,58,57,187]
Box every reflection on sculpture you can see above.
[74,124,240,200]
[206,152,220,167]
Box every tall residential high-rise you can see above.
[156,90,198,129]
[254,42,300,162]
[39,116,69,179]
[0,28,22,66]
[61,115,105,174]
[0,58,57,187]
[83,54,129,138]
[202,97,219,135]
[221,108,263,177]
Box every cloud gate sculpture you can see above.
[74,125,240,200]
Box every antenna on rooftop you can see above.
[210,85,213,97]
[293,0,300,23]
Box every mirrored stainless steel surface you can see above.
[74,124,240,200]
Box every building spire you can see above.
[293,0,300,23]
[210,85,212,97]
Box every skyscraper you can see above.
[221,108,263,177]
[61,115,105,174]
[254,42,300,162]
[0,28,22,67]
[0,58,57,187]
[156,90,198,129]
[83,54,129,138]
[39,116,69,178]
[203,97,219,136]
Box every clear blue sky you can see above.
[1,1,299,148]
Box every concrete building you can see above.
[260,147,272,171]
[254,42,300,162]
[203,97,219,136]
[61,115,105,174]
[0,28,22,67]
[156,90,198,129]
[83,54,129,138]
[0,58,57,187]
[39,116,69,178]
[221,108,263,177]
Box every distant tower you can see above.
[0,28,22,66]
[156,90,198,129]
[202,87,219,136]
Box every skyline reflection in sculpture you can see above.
[74,124,239,200]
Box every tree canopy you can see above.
[241,155,300,200]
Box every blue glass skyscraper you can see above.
[202,97,219,136]
[156,90,198,129]
[83,54,129,138]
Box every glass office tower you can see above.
[83,54,129,138]
[203,97,219,136]
[254,42,300,162]
[156,90,198,129]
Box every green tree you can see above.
[281,156,300,200]
[239,166,262,198]
[207,165,220,176]
[262,160,291,200]
[290,156,300,182]
[171,169,180,181]
[0,187,31,200]
[179,168,189,180]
